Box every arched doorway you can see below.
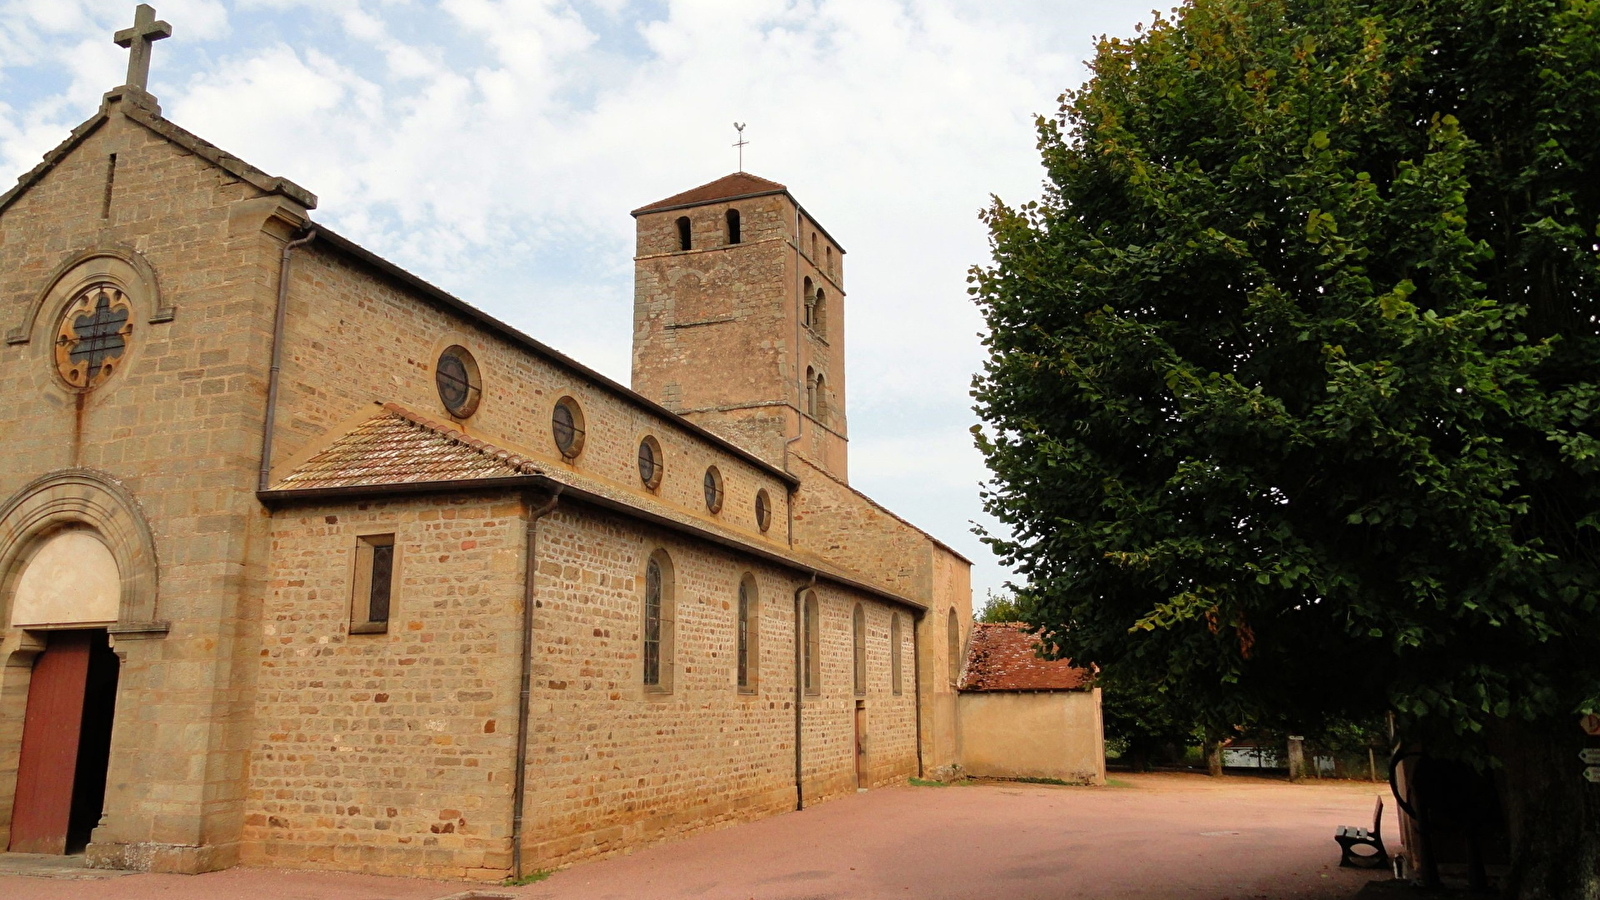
[7,529,123,854]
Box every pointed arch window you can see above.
[737,575,759,692]
[852,604,867,696]
[803,591,821,695]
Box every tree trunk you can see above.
[1204,740,1223,777]
[1287,736,1306,783]
[1486,717,1600,900]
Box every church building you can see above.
[0,6,975,880]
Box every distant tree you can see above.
[976,589,1029,623]
[971,1,1600,895]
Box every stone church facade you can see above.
[0,15,972,882]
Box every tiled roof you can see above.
[632,172,787,215]
[959,622,1090,692]
[274,403,542,490]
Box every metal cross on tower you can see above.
[733,123,748,173]
[114,4,172,92]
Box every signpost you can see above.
[1584,767,1600,785]
[1582,749,1600,765]
[1580,713,1600,736]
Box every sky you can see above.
[0,0,1162,604]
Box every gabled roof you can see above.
[960,623,1091,692]
[631,172,787,216]
[274,403,541,490]
[262,403,926,613]
[0,89,315,218]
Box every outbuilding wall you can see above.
[956,689,1106,785]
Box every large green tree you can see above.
[972,1,1600,895]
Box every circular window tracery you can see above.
[55,283,133,390]
[435,345,482,418]
[638,436,663,490]
[552,397,586,458]
[703,466,725,514]
[755,488,772,533]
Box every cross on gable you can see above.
[114,4,172,92]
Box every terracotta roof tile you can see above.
[631,172,787,215]
[959,622,1090,692]
[274,403,542,490]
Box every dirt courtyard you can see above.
[0,772,1399,900]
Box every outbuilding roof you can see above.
[959,622,1091,692]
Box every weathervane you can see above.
[733,123,748,173]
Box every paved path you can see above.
[0,773,1397,900]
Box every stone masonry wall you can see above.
[522,502,917,870]
[243,492,524,880]
[0,100,295,872]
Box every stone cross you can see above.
[114,4,172,92]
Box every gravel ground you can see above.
[0,772,1399,900]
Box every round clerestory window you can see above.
[551,396,586,458]
[703,466,725,514]
[638,435,663,490]
[435,345,482,418]
[755,488,772,533]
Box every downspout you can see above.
[511,488,562,880]
[793,571,817,810]
[257,227,318,491]
[913,610,924,778]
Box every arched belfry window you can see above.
[726,209,741,245]
[802,277,814,328]
[644,551,676,691]
[814,373,827,422]
[852,604,866,696]
[813,288,827,337]
[826,245,834,278]
[805,367,817,417]
[676,216,692,252]
[947,608,961,687]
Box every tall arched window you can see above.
[803,591,821,695]
[814,373,827,422]
[947,609,961,687]
[644,551,676,691]
[738,575,759,692]
[805,366,817,417]
[852,604,866,696]
[811,232,818,261]
[813,288,827,337]
[890,613,903,695]
[676,216,692,252]
[826,245,833,278]
[802,277,814,328]
[726,208,741,244]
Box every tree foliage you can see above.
[972,1,1600,892]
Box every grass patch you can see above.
[1003,776,1075,786]
[909,777,951,787]
[504,869,554,886]
[1106,778,1135,788]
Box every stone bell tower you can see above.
[631,173,848,480]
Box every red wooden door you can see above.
[9,631,92,854]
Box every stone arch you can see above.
[0,469,165,634]
[4,245,165,347]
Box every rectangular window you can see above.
[351,534,396,634]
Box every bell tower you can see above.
[631,173,848,480]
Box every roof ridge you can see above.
[378,402,542,475]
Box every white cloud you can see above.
[0,0,1158,596]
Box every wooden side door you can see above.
[9,631,92,854]
[854,700,868,789]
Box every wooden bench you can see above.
[1335,796,1389,869]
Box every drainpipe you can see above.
[257,227,318,491]
[511,488,562,880]
[793,571,817,810]
[913,611,924,778]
